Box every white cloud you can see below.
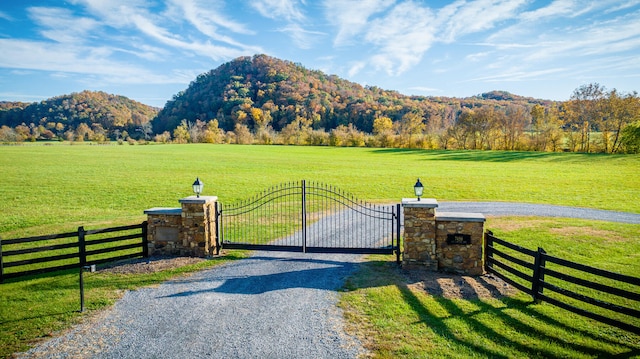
[69,0,148,28]
[348,61,366,77]
[519,0,577,21]
[115,42,171,62]
[466,51,491,62]
[168,0,256,48]
[469,67,568,83]
[250,0,306,21]
[606,0,640,13]
[326,0,532,78]
[28,7,101,43]
[0,92,53,101]
[438,0,528,43]
[323,0,395,46]
[277,24,325,49]
[249,0,326,50]
[519,10,640,62]
[0,10,13,21]
[0,39,190,84]
[129,13,256,60]
[364,1,436,75]
[70,0,263,60]
[408,86,441,93]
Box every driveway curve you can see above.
[439,202,640,224]
[16,202,639,359]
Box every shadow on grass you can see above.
[370,148,616,163]
[348,260,640,358]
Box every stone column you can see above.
[179,196,218,257]
[144,207,182,256]
[435,212,486,275]
[401,198,439,270]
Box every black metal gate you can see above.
[218,180,400,262]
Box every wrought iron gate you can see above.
[218,180,400,262]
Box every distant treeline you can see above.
[1,55,639,153]
[0,91,158,143]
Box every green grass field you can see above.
[0,144,639,358]
[1,144,638,237]
[340,218,640,359]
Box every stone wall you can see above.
[144,196,218,257]
[401,198,438,270]
[401,198,485,275]
[144,208,182,256]
[179,196,218,257]
[435,213,485,275]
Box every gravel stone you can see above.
[16,251,367,359]
[439,202,640,224]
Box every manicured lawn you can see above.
[339,218,640,358]
[0,144,638,358]
[1,144,638,237]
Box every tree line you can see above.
[0,91,157,143]
[1,55,638,153]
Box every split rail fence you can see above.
[0,222,148,282]
[485,231,640,334]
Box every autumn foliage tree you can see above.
[1,55,638,153]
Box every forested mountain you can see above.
[0,91,158,141]
[152,54,550,135]
[1,55,637,153]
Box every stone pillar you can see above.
[401,198,439,270]
[144,207,182,256]
[179,196,218,257]
[435,212,486,275]
[401,198,486,275]
[144,195,218,257]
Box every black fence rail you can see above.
[485,231,640,334]
[1,222,148,282]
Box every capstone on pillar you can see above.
[401,198,486,275]
[144,195,218,257]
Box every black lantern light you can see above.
[413,178,424,201]
[192,177,204,198]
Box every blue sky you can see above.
[0,0,639,108]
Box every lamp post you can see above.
[414,178,424,201]
[192,177,204,198]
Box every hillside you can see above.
[0,91,158,139]
[152,54,550,134]
[0,55,551,141]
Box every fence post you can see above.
[78,226,86,312]
[301,180,307,253]
[484,230,494,273]
[214,202,220,255]
[395,203,401,264]
[531,247,547,303]
[0,236,4,283]
[142,221,149,258]
[78,226,87,267]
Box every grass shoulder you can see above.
[339,218,640,358]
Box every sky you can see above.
[0,0,639,108]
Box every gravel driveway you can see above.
[17,251,366,359]
[439,202,640,224]
[16,202,639,358]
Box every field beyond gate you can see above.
[218,180,401,261]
